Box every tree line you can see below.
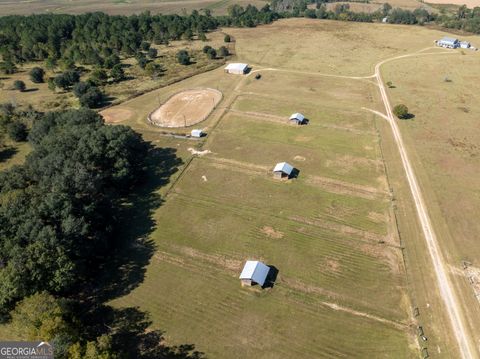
[0,106,200,358]
[271,0,480,32]
[0,8,277,68]
[1,4,479,76]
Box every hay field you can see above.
[108,25,419,357]
[0,0,267,16]
[226,19,473,76]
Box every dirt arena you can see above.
[148,88,222,128]
[101,107,134,123]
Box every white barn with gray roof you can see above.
[239,260,270,287]
[273,162,294,179]
[289,113,306,125]
[224,63,249,75]
[437,37,460,48]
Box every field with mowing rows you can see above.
[90,19,480,358]
[110,53,416,358]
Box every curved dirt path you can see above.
[375,50,476,359]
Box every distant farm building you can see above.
[436,37,460,49]
[191,129,204,138]
[224,63,249,75]
[273,162,294,179]
[289,113,306,125]
[239,260,270,287]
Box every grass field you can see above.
[381,49,480,354]
[226,19,478,76]
[103,20,433,357]
[100,19,480,358]
[0,0,267,16]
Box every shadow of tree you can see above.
[79,306,205,359]
[88,145,183,303]
[73,143,205,356]
[0,146,18,163]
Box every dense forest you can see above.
[0,107,200,358]
[0,8,278,67]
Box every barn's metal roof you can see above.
[273,162,294,175]
[239,261,270,286]
[224,63,248,71]
[439,37,459,44]
[289,113,305,122]
[191,129,203,137]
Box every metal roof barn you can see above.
[289,113,305,124]
[438,37,459,48]
[191,129,203,137]
[273,162,294,176]
[239,261,270,287]
[224,63,249,75]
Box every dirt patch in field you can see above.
[293,155,306,161]
[148,88,222,128]
[261,226,284,239]
[188,148,212,156]
[295,135,314,142]
[100,107,134,123]
[325,258,341,273]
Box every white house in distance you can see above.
[224,63,249,75]
[273,162,294,179]
[191,129,204,138]
[289,112,306,125]
[239,260,270,287]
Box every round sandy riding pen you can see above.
[147,88,222,128]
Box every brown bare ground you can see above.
[100,107,134,123]
[148,88,222,128]
[261,226,284,239]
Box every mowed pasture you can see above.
[109,46,416,356]
[92,19,480,358]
